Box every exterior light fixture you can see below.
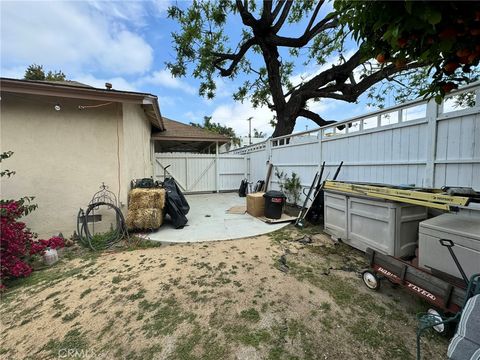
[54,103,61,111]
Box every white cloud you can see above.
[139,70,197,95]
[210,100,275,137]
[158,96,177,107]
[182,110,205,124]
[1,1,153,75]
[89,0,171,27]
[73,74,138,92]
[306,98,337,115]
[0,66,26,79]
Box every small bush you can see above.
[0,151,64,288]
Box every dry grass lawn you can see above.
[1,225,448,359]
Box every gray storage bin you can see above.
[324,192,347,239]
[324,190,427,257]
[419,213,480,279]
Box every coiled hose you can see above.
[77,202,128,251]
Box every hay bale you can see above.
[126,208,164,230]
[128,188,165,211]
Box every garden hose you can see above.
[77,202,128,251]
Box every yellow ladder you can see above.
[323,181,470,211]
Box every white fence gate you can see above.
[154,153,245,193]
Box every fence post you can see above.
[244,152,249,181]
[318,129,323,175]
[424,99,438,188]
[215,142,219,193]
[266,139,272,189]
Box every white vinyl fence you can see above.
[154,153,245,193]
[234,82,480,199]
[154,83,479,196]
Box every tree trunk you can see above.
[272,109,297,137]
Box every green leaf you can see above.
[405,1,413,14]
[425,9,442,25]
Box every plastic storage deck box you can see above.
[324,191,428,257]
[418,213,480,279]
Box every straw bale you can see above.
[128,188,165,211]
[126,208,164,230]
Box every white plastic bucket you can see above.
[43,248,59,266]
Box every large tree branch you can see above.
[261,0,273,23]
[235,0,257,27]
[340,62,425,100]
[305,0,325,33]
[298,108,334,127]
[271,1,293,33]
[298,50,363,95]
[271,19,337,48]
[271,0,286,20]
[305,61,426,102]
[212,38,257,76]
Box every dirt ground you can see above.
[0,225,448,359]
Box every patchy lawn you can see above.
[0,226,448,359]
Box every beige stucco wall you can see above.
[0,93,152,238]
[121,103,153,197]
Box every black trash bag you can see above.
[132,178,155,189]
[239,179,248,197]
[163,178,190,229]
[165,196,188,229]
[163,178,190,215]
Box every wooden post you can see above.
[424,99,438,188]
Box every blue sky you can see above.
[1,0,381,137]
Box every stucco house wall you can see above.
[0,92,154,238]
[121,102,153,193]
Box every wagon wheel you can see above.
[362,270,381,291]
[426,308,454,336]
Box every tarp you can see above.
[163,178,190,228]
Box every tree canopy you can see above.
[190,116,241,146]
[253,128,266,138]
[24,64,66,81]
[336,1,480,103]
[167,0,479,137]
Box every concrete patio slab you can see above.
[144,192,289,243]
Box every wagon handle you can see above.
[439,239,454,247]
[439,239,469,286]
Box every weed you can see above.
[187,290,208,303]
[112,275,123,284]
[45,291,62,300]
[224,324,271,348]
[79,288,92,299]
[127,289,146,301]
[141,298,196,337]
[52,299,65,311]
[319,301,331,312]
[3,261,96,295]
[62,310,80,322]
[98,319,115,340]
[42,328,88,357]
[239,308,260,322]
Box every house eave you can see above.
[0,77,165,131]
